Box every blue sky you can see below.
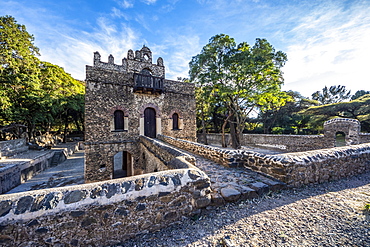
[1,0,369,97]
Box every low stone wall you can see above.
[0,151,55,194]
[241,134,327,152]
[140,135,196,168]
[197,133,327,152]
[360,133,370,144]
[240,144,370,187]
[0,168,211,246]
[0,139,28,158]
[0,143,81,194]
[160,135,370,187]
[158,134,234,168]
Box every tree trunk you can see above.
[229,115,240,149]
[62,113,69,143]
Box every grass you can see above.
[364,203,370,212]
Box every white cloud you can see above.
[282,1,370,96]
[38,17,140,80]
[141,0,157,4]
[118,0,134,9]
[160,34,202,80]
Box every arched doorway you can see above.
[335,131,346,147]
[113,151,132,179]
[144,107,156,138]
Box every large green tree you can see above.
[0,16,84,141]
[0,15,41,122]
[190,34,288,148]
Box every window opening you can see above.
[114,110,124,131]
[172,113,179,130]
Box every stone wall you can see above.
[0,151,55,194]
[0,167,211,246]
[160,135,370,187]
[241,134,327,152]
[0,139,28,158]
[0,143,81,194]
[359,133,370,144]
[198,118,370,152]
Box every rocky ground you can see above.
[122,169,370,247]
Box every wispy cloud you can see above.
[282,1,370,96]
[141,0,157,4]
[117,0,134,9]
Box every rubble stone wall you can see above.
[0,166,211,246]
[198,118,370,152]
[0,143,81,194]
[160,135,370,187]
[0,139,28,158]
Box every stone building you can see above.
[84,46,196,183]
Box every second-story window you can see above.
[172,113,179,130]
[114,110,125,131]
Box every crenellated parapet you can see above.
[93,46,165,78]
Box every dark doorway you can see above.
[144,107,156,138]
[335,131,346,147]
[113,151,132,179]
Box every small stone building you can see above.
[84,46,196,183]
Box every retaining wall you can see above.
[0,139,28,158]
[360,133,370,143]
[0,160,211,246]
[197,133,327,152]
[0,143,81,194]
[160,135,370,187]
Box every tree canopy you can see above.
[301,93,370,132]
[190,34,289,148]
[311,85,351,105]
[0,16,84,141]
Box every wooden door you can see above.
[144,108,156,138]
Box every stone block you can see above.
[220,187,241,202]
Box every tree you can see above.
[301,94,370,132]
[190,34,288,148]
[351,90,370,100]
[0,16,84,141]
[311,85,351,105]
[258,91,316,134]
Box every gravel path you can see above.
[122,170,370,247]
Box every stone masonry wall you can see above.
[198,118,370,152]
[0,139,28,158]
[160,135,370,187]
[0,143,81,194]
[0,166,211,246]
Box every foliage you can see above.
[365,203,370,212]
[301,94,370,132]
[311,85,351,105]
[0,16,84,140]
[351,90,370,100]
[190,34,288,148]
[258,91,317,134]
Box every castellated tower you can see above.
[84,46,196,183]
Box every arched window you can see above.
[114,110,124,131]
[172,113,179,130]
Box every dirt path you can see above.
[123,170,370,247]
